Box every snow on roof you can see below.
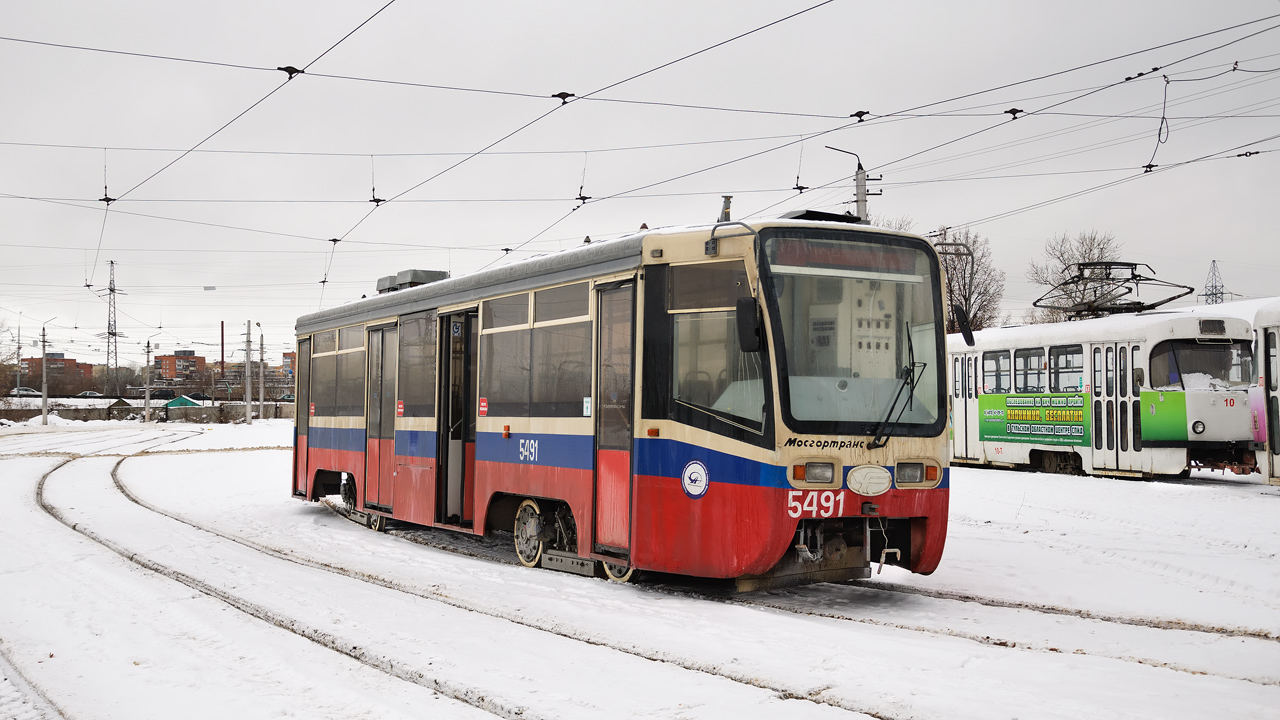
[1162,297,1280,325]
[946,310,1251,353]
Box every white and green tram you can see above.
[1254,300,1280,485]
[947,312,1257,477]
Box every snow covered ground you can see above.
[0,421,1277,719]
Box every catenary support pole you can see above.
[40,326,47,425]
[144,339,152,423]
[244,320,252,425]
[258,331,265,420]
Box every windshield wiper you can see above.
[868,322,927,449]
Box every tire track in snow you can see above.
[107,457,890,720]
[36,458,534,720]
[319,494,1280,685]
[949,514,1280,615]
[1,456,74,720]
[839,578,1280,642]
[121,457,1280,695]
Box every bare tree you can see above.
[868,214,917,233]
[1024,230,1123,323]
[931,227,1006,332]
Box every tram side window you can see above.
[313,330,336,355]
[953,357,960,398]
[531,322,592,416]
[398,312,437,417]
[1049,345,1083,393]
[1014,348,1045,393]
[480,329,531,417]
[982,351,1011,394]
[338,325,364,351]
[312,354,337,416]
[335,350,366,416]
[671,261,764,429]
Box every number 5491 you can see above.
[787,490,845,518]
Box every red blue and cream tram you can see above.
[292,212,954,589]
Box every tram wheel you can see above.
[514,499,544,567]
[1041,452,1059,475]
[368,513,386,532]
[602,560,634,583]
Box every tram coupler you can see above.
[735,519,872,592]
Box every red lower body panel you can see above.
[594,449,630,550]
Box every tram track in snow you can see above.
[335,496,1280,648]
[319,500,1280,686]
[35,442,1280,717]
[117,454,1280,690]
[39,453,891,720]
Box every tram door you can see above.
[1117,342,1142,472]
[364,326,398,511]
[293,338,311,496]
[953,352,981,460]
[1090,342,1140,472]
[1264,327,1280,483]
[594,283,635,554]
[437,311,478,526]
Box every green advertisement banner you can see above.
[978,393,1090,446]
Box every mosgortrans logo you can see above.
[783,438,867,450]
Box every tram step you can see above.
[541,550,598,577]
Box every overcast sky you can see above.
[2,0,1278,368]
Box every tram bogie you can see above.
[292,215,954,588]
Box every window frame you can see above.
[641,263,774,448]
[982,350,1012,394]
[1013,347,1045,394]
[1048,344,1084,394]
[308,324,366,417]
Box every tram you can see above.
[948,312,1258,477]
[1254,300,1280,484]
[292,212,955,589]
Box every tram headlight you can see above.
[895,463,925,484]
[795,462,835,483]
[1192,420,1206,435]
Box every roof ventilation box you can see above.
[377,269,450,294]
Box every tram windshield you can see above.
[1149,339,1254,391]
[763,231,944,432]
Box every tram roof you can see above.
[296,217,925,335]
[1163,296,1280,326]
[945,310,1253,353]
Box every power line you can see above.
[951,131,1280,229]
[870,19,1280,174]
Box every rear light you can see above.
[895,463,924,484]
[794,462,834,483]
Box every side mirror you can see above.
[736,296,762,353]
[1133,368,1145,388]
[952,304,976,347]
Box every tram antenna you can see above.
[370,155,385,206]
[575,151,591,207]
[793,143,808,193]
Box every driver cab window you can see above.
[669,261,764,429]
